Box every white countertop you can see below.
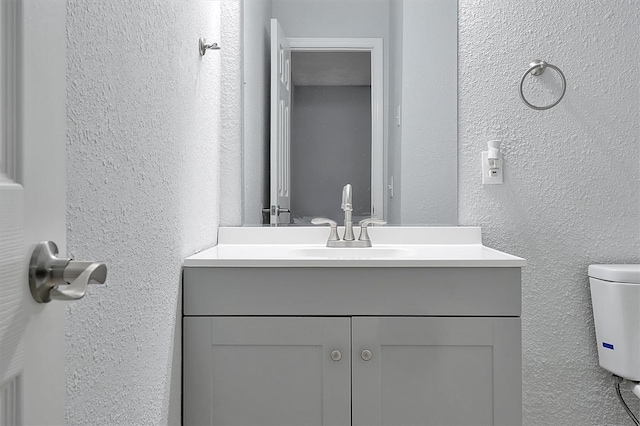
[184,227,526,268]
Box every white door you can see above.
[270,18,291,225]
[0,0,67,424]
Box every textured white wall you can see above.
[66,1,221,424]
[220,0,244,226]
[458,0,640,424]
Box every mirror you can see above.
[242,0,457,225]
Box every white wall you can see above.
[458,0,640,424]
[65,1,221,424]
[220,0,244,226]
[387,0,403,223]
[400,0,457,224]
[271,0,389,39]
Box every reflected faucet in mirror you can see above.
[312,184,387,247]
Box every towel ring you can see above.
[519,60,566,110]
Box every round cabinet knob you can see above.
[361,349,372,361]
[331,350,342,362]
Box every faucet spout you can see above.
[341,184,355,241]
[315,184,384,248]
[341,184,352,212]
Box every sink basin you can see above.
[290,246,416,259]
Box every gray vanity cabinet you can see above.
[183,316,351,426]
[182,267,522,426]
[183,316,521,426]
[352,317,521,426]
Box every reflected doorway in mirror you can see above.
[270,32,384,226]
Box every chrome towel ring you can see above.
[519,60,566,110]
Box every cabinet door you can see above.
[183,317,351,426]
[352,317,521,426]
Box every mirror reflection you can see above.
[242,0,457,226]
[291,51,373,223]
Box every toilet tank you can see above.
[589,264,640,380]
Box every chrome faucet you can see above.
[312,184,387,247]
[341,184,355,241]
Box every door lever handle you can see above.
[28,241,107,303]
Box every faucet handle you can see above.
[311,217,337,226]
[311,217,340,242]
[359,218,387,227]
[358,218,387,242]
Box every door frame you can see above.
[287,37,384,219]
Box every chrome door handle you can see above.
[271,205,291,216]
[28,241,107,303]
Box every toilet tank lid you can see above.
[589,264,640,284]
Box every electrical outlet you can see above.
[481,152,503,184]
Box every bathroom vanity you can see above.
[182,227,525,426]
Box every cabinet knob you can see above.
[361,349,372,361]
[330,350,342,362]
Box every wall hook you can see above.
[199,38,221,56]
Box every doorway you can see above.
[270,36,384,225]
[290,50,372,223]
[289,38,383,224]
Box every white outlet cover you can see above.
[481,152,503,184]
